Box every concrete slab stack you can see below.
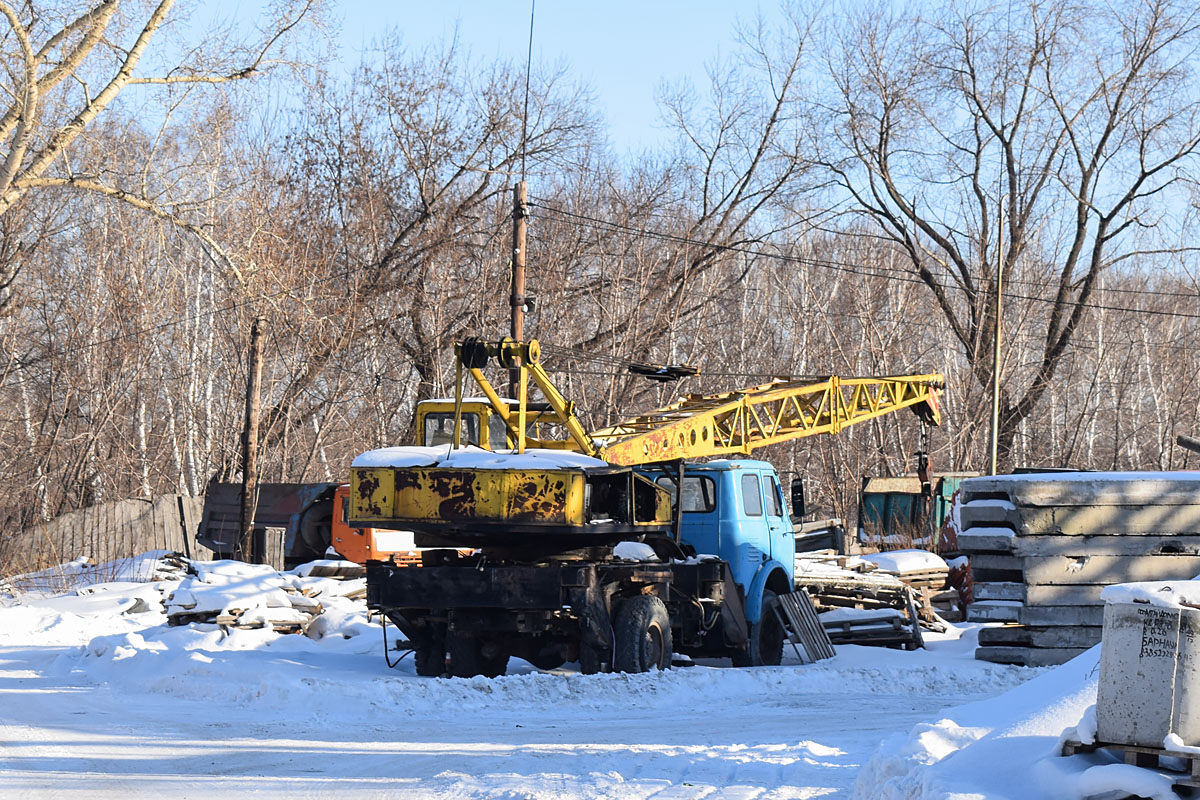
[957,472,1200,666]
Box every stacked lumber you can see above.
[959,472,1200,666]
[794,554,925,649]
[164,558,366,634]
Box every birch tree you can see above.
[811,0,1200,468]
[0,0,317,308]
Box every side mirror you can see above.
[790,477,806,518]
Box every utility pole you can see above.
[238,316,266,563]
[509,180,528,398]
[989,210,1004,476]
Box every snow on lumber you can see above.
[612,541,658,561]
[351,444,609,469]
[862,549,948,575]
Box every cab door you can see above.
[732,470,772,589]
[763,472,794,580]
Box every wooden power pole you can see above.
[238,316,266,563]
[509,180,528,398]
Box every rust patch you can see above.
[508,473,567,522]
[393,470,423,492]
[355,470,384,516]
[431,470,477,520]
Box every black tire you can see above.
[613,595,672,673]
[732,589,785,667]
[578,643,605,674]
[414,646,445,676]
[448,632,509,679]
[415,623,446,676]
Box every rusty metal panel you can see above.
[363,467,587,526]
[351,468,394,520]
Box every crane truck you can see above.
[352,338,943,677]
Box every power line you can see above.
[528,199,1200,320]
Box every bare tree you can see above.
[0,0,318,308]
[810,0,1200,468]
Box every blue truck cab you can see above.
[644,459,795,626]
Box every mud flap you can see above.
[576,567,613,652]
[720,566,749,648]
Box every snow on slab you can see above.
[290,559,363,578]
[983,470,1200,483]
[352,444,609,469]
[964,498,1018,511]
[863,549,948,575]
[1101,580,1200,608]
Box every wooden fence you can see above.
[0,494,203,574]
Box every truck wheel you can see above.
[448,632,509,679]
[613,595,672,673]
[732,590,785,667]
[414,646,445,676]
[415,624,447,676]
[578,644,605,675]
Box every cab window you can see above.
[741,474,763,516]
[655,475,717,513]
[423,412,480,446]
[768,476,784,517]
[488,414,510,449]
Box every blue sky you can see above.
[334,1,774,154]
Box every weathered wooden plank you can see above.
[978,624,1102,649]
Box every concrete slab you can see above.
[978,624,1102,649]
[966,553,1024,572]
[973,581,1025,601]
[1012,534,1200,557]
[1020,605,1105,626]
[1022,554,1200,585]
[975,645,1090,666]
[1015,505,1200,536]
[961,473,1200,508]
[957,530,1016,553]
[967,601,1022,622]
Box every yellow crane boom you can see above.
[451,338,943,466]
[592,374,942,465]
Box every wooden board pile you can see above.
[794,553,926,649]
[165,559,365,634]
[959,473,1200,666]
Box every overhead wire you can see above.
[528,198,1200,320]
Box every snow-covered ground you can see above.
[0,554,1116,799]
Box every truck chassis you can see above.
[368,550,750,677]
